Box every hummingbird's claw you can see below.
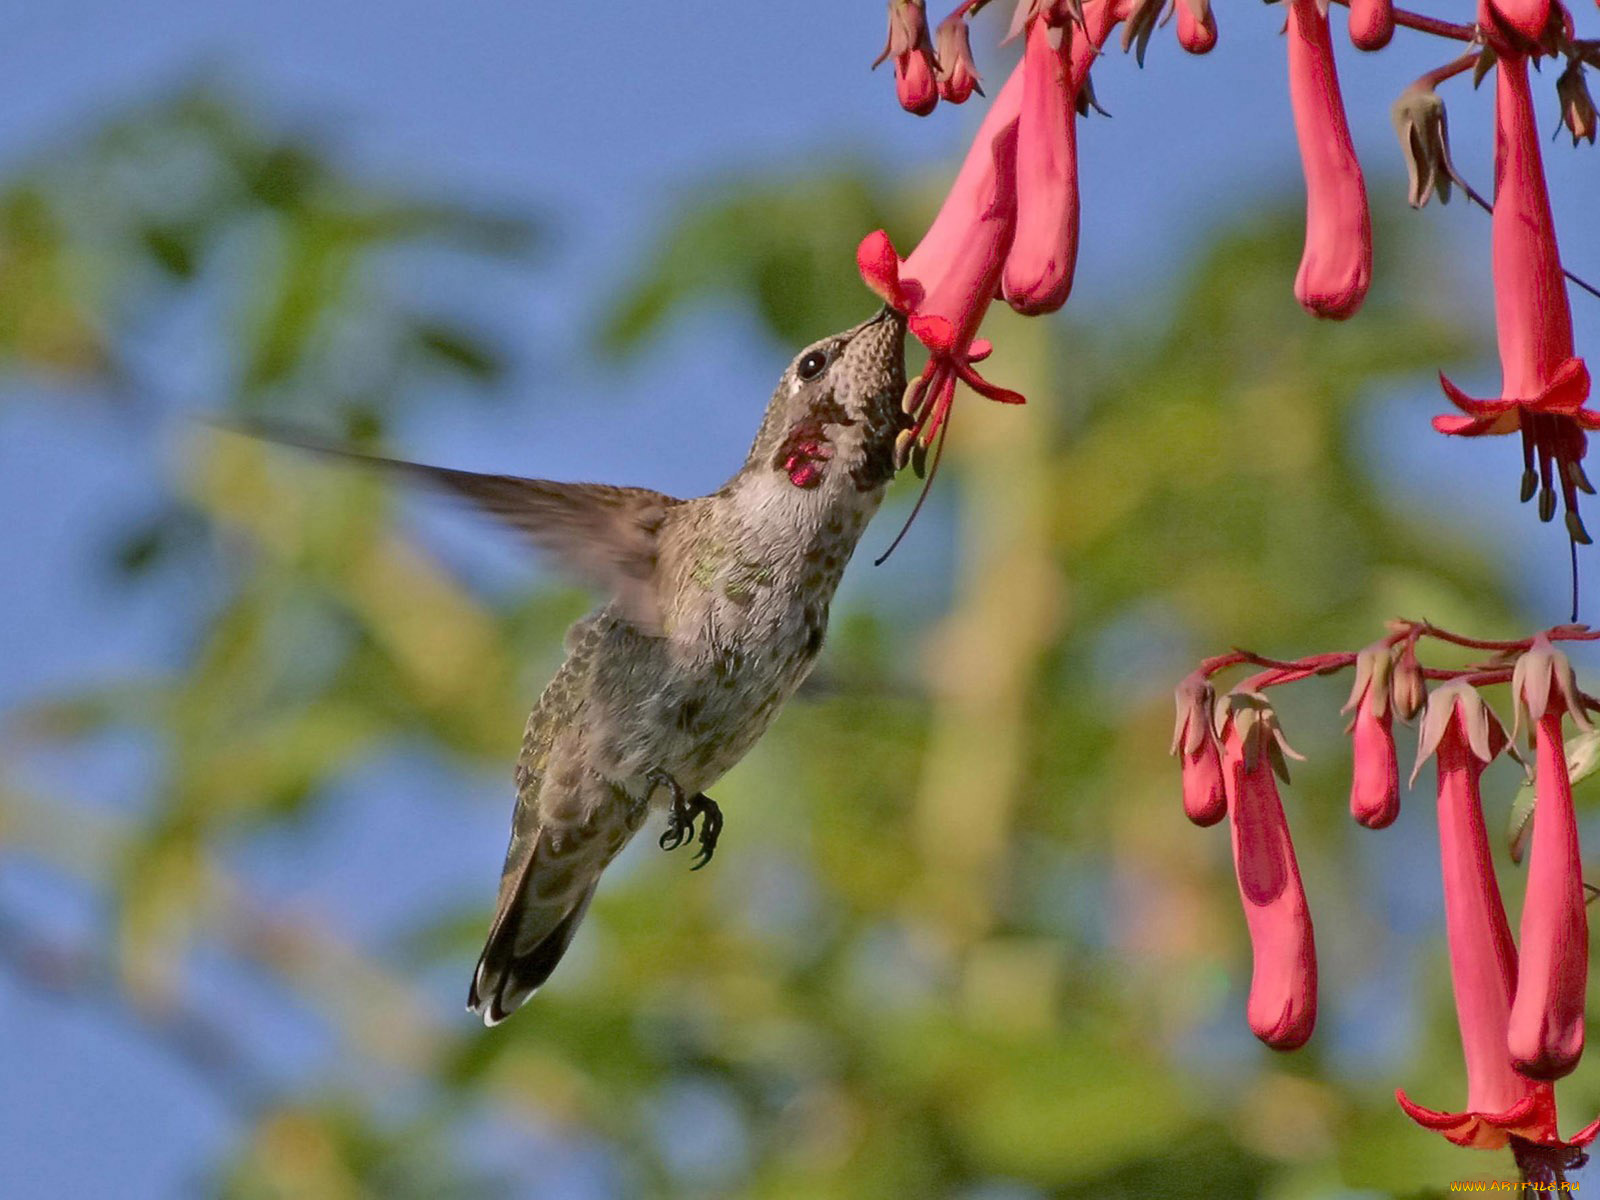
[649,769,723,868]
[690,798,723,871]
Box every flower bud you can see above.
[1391,84,1458,209]
[1172,674,1226,825]
[1348,0,1394,50]
[1343,644,1399,829]
[935,14,983,104]
[1176,0,1218,54]
[875,0,941,116]
[1557,61,1597,147]
[1392,645,1427,722]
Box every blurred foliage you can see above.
[6,84,1594,1200]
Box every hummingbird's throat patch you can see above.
[775,421,834,489]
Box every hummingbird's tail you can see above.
[468,835,603,1026]
[468,882,598,1025]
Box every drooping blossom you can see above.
[1481,0,1553,46]
[1397,681,1600,1154]
[859,0,1139,466]
[1434,54,1600,543]
[1286,0,1372,320]
[1002,12,1081,315]
[857,63,1026,468]
[876,0,941,116]
[1217,691,1317,1050]
[1172,673,1226,826]
[934,13,983,104]
[1175,0,1218,55]
[1343,644,1399,829]
[1506,639,1593,1079]
[1347,0,1395,51]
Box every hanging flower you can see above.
[1344,643,1400,829]
[1172,673,1226,826]
[1506,640,1593,1079]
[1398,682,1599,1153]
[1001,11,1081,315]
[1217,691,1317,1050]
[1434,54,1600,543]
[876,0,941,116]
[934,13,984,103]
[1348,0,1395,50]
[1286,0,1372,319]
[857,62,1028,468]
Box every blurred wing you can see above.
[227,421,679,632]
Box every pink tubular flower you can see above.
[1347,0,1395,50]
[1001,13,1080,315]
[1398,682,1599,1152]
[1343,644,1399,829]
[1218,692,1317,1050]
[934,14,982,104]
[858,0,1135,466]
[876,0,940,116]
[1507,640,1593,1079]
[1175,0,1218,54]
[857,65,1027,464]
[1484,0,1553,44]
[1172,674,1226,826]
[1286,0,1372,320]
[1434,54,1600,543]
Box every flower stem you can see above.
[1325,0,1476,42]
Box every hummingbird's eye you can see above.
[797,349,830,380]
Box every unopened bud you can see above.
[1557,61,1597,147]
[1391,84,1459,208]
[875,0,940,117]
[1391,646,1427,722]
[934,15,983,103]
[1176,0,1218,54]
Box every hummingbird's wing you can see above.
[227,421,680,633]
[468,617,640,1024]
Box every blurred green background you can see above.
[7,5,1600,1199]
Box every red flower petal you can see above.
[1433,414,1499,437]
[1439,372,1521,419]
[857,230,913,310]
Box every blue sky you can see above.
[4,2,1600,1196]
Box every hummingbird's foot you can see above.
[690,797,723,871]
[649,769,723,869]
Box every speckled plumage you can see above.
[238,311,908,1022]
[459,308,909,1022]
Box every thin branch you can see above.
[1326,0,1477,42]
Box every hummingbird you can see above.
[238,306,909,1024]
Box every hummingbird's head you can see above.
[748,306,909,495]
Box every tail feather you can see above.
[468,872,598,1026]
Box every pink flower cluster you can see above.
[861,0,1217,468]
[1174,628,1600,1167]
[865,0,1600,552]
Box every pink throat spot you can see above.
[777,429,833,489]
